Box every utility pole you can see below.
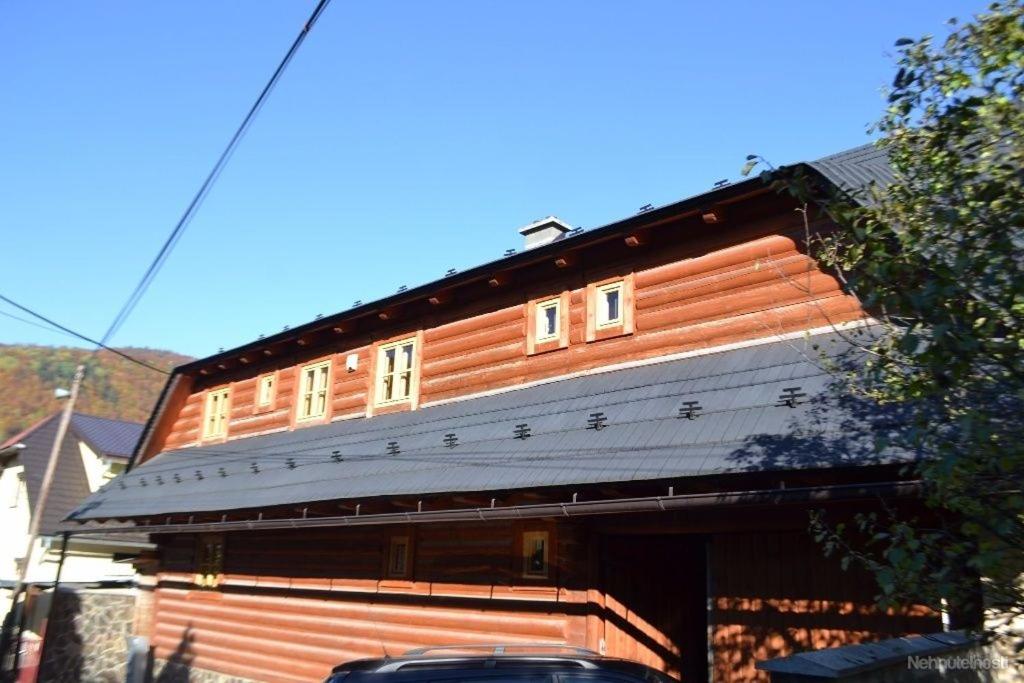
[0,364,84,680]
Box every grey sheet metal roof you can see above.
[71,414,143,459]
[12,413,139,534]
[808,143,893,195]
[70,329,905,522]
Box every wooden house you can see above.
[68,144,947,683]
[0,413,147,616]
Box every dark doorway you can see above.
[600,534,708,682]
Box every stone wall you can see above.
[39,587,136,683]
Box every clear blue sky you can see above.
[0,1,982,359]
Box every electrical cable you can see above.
[97,0,333,348]
[0,294,170,375]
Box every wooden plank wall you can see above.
[709,531,941,683]
[144,523,943,683]
[149,523,589,683]
[157,205,864,454]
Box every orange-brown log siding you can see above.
[145,522,938,683]
[153,206,864,455]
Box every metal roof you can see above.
[4,412,143,534]
[71,414,143,459]
[171,143,893,375]
[130,142,896,466]
[70,328,907,522]
[808,143,893,195]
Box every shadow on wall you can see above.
[151,626,195,683]
[37,587,83,683]
[715,336,950,682]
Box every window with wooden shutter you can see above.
[194,534,224,588]
[376,338,417,405]
[298,360,331,421]
[202,388,230,439]
[257,374,275,408]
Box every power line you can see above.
[0,294,169,375]
[98,0,333,347]
[0,308,81,341]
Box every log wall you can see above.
[709,531,941,682]
[153,200,864,455]
[143,521,938,683]
[148,522,588,683]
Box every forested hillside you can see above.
[0,344,191,441]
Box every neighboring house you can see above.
[0,413,148,617]
[71,144,958,683]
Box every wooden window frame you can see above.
[520,530,550,579]
[586,273,635,342]
[373,336,420,408]
[387,535,412,578]
[595,281,625,329]
[253,372,277,414]
[194,533,225,589]
[526,291,570,355]
[296,359,332,424]
[201,387,231,441]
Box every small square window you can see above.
[202,388,230,439]
[376,338,417,405]
[257,374,275,407]
[522,531,549,578]
[596,281,624,329]
[388,536,410,577]
[535,298,560,343]
[298,361,331,421]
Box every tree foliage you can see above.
[0,344,191,440]
[751,0,1024,652]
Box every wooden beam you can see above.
[624,229,650,247]
[378,306,401,321]
[488,273,510,288]
[701,206,725,224]
[428,291,453,306]
[554,253,578,269]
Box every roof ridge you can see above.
[71,412,143,427]
[1,412,60,450]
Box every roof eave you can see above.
[175,177,768,375]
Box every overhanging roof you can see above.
[70,327,909,523]
[130,142,894,466]
[70,414,143,459]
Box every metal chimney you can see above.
[518,216,573,250]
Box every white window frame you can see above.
[595,281,625,329]
[535,298,561,343]
[375,337,417,406]
[521,531,549,579]
[202,388,230,439]
[297,360,332,421]
[257,374,275,407]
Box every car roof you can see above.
[331,653,661,676]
